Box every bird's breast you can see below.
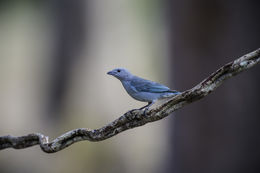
[121,81,138,95]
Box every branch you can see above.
[1,48,260,153]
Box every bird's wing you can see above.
[130,77,176,93]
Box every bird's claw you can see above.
[143,107,149,116]
[128,107,149,116]
[128,108,140,114]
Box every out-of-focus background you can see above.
[0,0,259,173]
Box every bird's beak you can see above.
[107,71,114,75]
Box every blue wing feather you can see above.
[130,76,178,93]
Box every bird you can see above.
[107,68,180,113]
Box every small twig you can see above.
[0,48,259,153]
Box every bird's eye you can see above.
[117,70,121,72]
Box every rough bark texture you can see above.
[0,48,259,153]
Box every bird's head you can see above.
[107,68,133,80]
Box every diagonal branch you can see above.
[0,48,260,153]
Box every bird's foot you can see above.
[143,107,149,116]
[128,102,154,116]
[128,107,149,116]
[128,108,139,114]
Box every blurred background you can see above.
[0,0,259,173]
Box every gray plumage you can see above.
[107,68,180,110]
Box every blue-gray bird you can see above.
[107,68,180,111]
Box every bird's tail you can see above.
[161,90,181,98]
[169,90,181,94]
